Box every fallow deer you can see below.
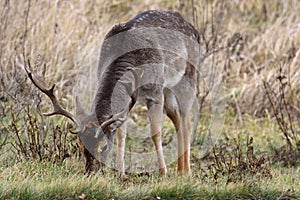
[25,10,202,176]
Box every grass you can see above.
[0,160,299,199]
[0,116,299,199]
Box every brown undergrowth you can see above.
[193,136,272,184]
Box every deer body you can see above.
[95,10,200,175]
[25,10,201,176]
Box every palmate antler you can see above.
[24,59,132,136]
[24,60,79,132]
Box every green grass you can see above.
[0,157,299,200]
[2,115,299,200]
[1,108,299,200]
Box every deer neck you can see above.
[95,61,133,121]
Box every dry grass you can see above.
[1,0,300,114]
[219,0,300,116]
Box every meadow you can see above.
[0,0,299,199]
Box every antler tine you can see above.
[100,108,128,130]
[25,60,78,127]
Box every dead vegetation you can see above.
[193,136,272,184]
[263,61,300,166]
[0,57,78,164]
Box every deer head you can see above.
[24,60,128,173]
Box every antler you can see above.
[25,60,79,129]
[100,109,127,131]
[99,68,142,131]
[94,108,127,139]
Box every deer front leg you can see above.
[116,122,127,177]
[147,100,167,176]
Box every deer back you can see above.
[95,10,201,124]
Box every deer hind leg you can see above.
[182,113,191,174]
[177,98,193,175]
[164,88,193,175]
[116,122,127,177]
[147,99,167,176]
[175,115,191,175]
[164,89,184,175]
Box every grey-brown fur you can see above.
[96,10,200,121]
[95,10,201,175]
